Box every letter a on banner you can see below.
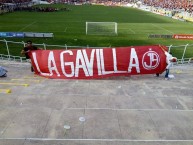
[128,48,140,73]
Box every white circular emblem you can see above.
[142,50,160,70]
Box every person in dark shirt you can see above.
[21,40,40,72]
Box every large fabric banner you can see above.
[30,45,167,79]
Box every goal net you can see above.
[86,22,118,35]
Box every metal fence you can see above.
[168,44,193,64]
[0,39,193,64]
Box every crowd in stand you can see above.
[0,0,70,14]
[1,0,193,13]
[143,0,193,13]
[0,0,31,14]
[0,0,31,3]
[19,6,70,12]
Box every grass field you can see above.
[0,4,193,58]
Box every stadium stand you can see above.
[143,0,193,13]
[142,0,193,22]
[0,0,71,14]
[0,0,31,14]
[1,0,193,21]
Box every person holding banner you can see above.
[21,40,41,72]
[165,52,177,80]
[155,51,176,79]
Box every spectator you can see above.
[164,52,177,80]
[21,40,41,72]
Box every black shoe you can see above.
[31,66,34,72]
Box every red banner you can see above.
[29,45,167,79]
[173,34,193,40]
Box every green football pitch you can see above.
[0,4,193,57]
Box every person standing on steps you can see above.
[21,40,41,72]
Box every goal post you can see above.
[86,22,118,35]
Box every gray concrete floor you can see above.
[0,60,193,145]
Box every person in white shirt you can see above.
[165,52,175,80]
[155,51,177,79]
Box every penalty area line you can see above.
[19,21,37,31]
[64,27,68,32]
[151,24,173,34]
[129,28,136,34]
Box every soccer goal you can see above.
[86,22,118,35]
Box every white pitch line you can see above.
[19,21,36,31]
[151,24,173,34]
[64,27,67,32]
[0,138,193,142]
[129,28,136,34]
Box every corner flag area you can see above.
[0,60,193,145]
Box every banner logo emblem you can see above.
[142,49,160,70]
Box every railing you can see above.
[0,39,193,64]
[0,54,26,62]
[168,44,193,64]
[0,39,108,62]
